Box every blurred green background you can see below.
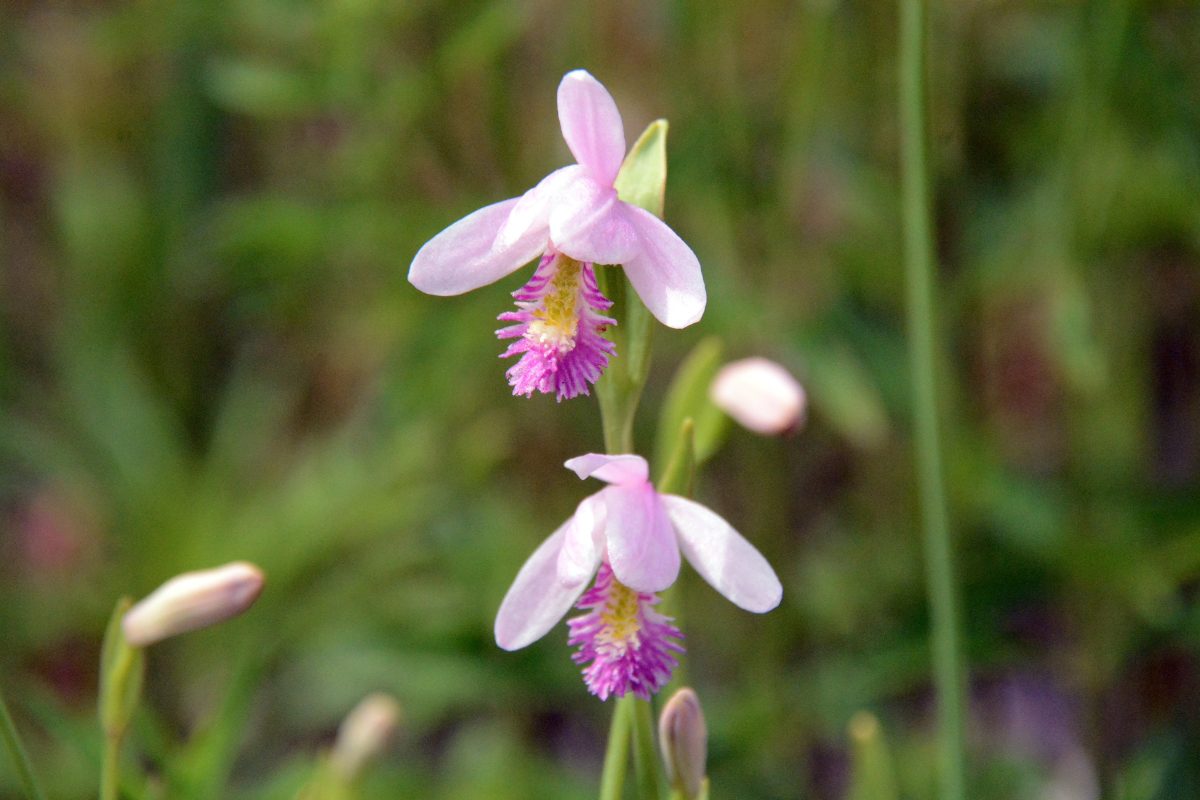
[2,1,1200,798]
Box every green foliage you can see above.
[654,337,728,473]
[615,121,669,218]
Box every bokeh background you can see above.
[2,1,1200,798]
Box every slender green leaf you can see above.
[655,337,728,474]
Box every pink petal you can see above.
[494,165,580,251]
[409,198,547,296]
[661,495,781,613]
[603,485,680,593]
[557,69,626,186]
[563,453,649,486]
[622,205,706,328]
[549,172,639,265]
[558,492,605,587]
[494,520,587,650]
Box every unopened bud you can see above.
[331,693,401,780]
[122,561,265,647]
[709,357,806,436]
[659,687,707,799]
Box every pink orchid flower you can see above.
[494,453,781,700]
[409,70,705,401]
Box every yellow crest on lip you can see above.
[595,577,642,652]
[526,257,583,351]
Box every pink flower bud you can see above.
[332,693,401,779]
[659,687,707,798]
[710,357,806,435]
[122,562,264,647]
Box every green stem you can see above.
[599,697,663,800]
[601,394,635,454]
[0,686,47,800]
[598,696,634,800]
[631,699,661,800]
[99,639,134,800]
[596,271,652,455]
[668,780,709,800]
[595,117,672,797]
[100,736,122,800]
[97,598,144,800]
[595,272,664,799]
[898,2,967,800]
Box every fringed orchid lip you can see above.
[568,564,684,701]
[496,250,616,401]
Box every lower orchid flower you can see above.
[495,453,782,700]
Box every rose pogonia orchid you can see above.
[495,453,782,700]
[408,70,705,400]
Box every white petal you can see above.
[558,492,605,586]
[494,520,587,650]
[622,205,705,328]
[604,485,681,593]
[662,494,781,613]
[563,453,649,486]
[409,198,546,296]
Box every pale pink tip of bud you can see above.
[331,693,402,779]
[122,561,265,647]
[710,357,806,436]
[659,687,707,799]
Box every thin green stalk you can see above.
[599,696,634,800]
[98,599,145,800]
[631,699,661,800]
[0,686,47,800]
[595,270,653,455]
[595,276,665,799]
[667,783,709,800]
[898,2,966,800]
[99,641,136,800]
[100,738,121,800]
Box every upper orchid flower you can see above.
[408,70,705,400]
[495,453,781,700]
